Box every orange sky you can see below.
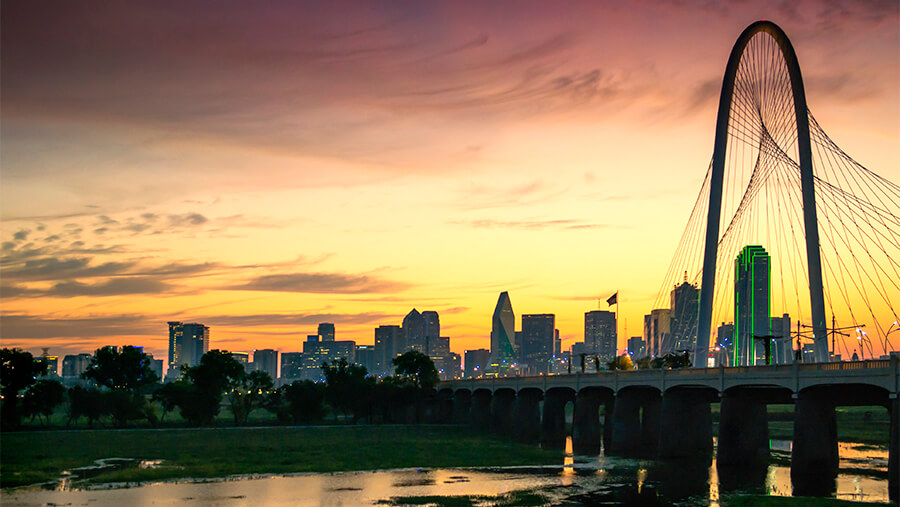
[2,1,898,367]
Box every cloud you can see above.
[0,314,157,340]
[451,218,614,231]
[168,213,208,226]
[201,312,395,328]
[0,256,136,280]
[47,277,174,297]
[13,229,29,241]
[229,272,410,294]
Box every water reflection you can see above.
[1,439,890,506]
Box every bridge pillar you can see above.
[490,389,516,435]
[452,390,471,425]
[470,390,492,431]
[717,390,768,466]
[541,389,571,450]
[609,388,660,457]
[513,389,542,444]
[890,396,899,503]
[791,389,838,496]
[658,389,714,458]
[573,389,603,455]
[602,398,615,454]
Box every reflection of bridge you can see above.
[438,358,899,498]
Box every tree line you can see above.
[0,346,439,430]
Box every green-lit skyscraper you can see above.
[734,245,771,366]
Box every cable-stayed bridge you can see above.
[441,21,900,499]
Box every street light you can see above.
[884,321,900,357]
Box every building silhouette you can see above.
[716,322,735,365]
[627,336,645,358]
[355,345,376,374]
[375,325,404,376]
[167,322,209,378]
[403,309,427,354]
[770,314,792,365]
[670,279,699,354]
[62,353,92,378]
[280,352,303,383]
[422,310,440,355]
[585,310,617,363]
[317,323,335,342]
[301,336,355,380]
[489,292,517,373]
[252,349,278,380]
[735,245,771,366]
[521,313,555,374]
[644,309,671,357]
[447,352,462,379]
[464,348,490,379]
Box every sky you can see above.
[2,0,898,367]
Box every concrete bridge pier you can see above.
[471,389,492,431]
[602,398,615,453]
[890,396,899,503]
[658,388,715,458]
[452,390,471,425]
[717,390,769,466]
[490,389,516,435]
[791,389,838,497]
[609,388,660,457]
[541,388,573,450]
[513,389,542,444]
[572,389,603,455]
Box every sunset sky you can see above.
[2,1,898,368]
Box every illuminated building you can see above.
[734,245,771,366]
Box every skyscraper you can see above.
[585,310,617,362]
[403,309,427,354]
[770,314,792,365]
[464,349,490,378]
[280,352,303,383]
[735,245,771,366]
[521,314,555,374]
[167,321,209,377]
[489,292,516,373]
[644,310,671,357]
[252,349,278,380]
[355,345,376,374]
[375,325,404,376]
[670,280,699,353]
[317,323,335,342]
[421,310,440,355]
[627,336,645,357]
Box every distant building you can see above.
[62,353,92,378]
[770,314,792,365]
[716,322,735,366]
[585,310,616,363]
[489,292,517,373]
[39,349,59,376]
[644,309,671,357]
[231,352,249,365]
[301,338,356,381]
[149,358,164,380]
[375,325,404,376]
[422,311,440,355]
[627,336,644,358]
[403,309,427,354]
[670,280,699,354]
[521,314,555,374]
[252,349,278,380]
[429,336,453,380]
[167,322,209,377]
[464,349,490,379]
[447,352,462,379]
[801,343,816,363]
[735,245,771,366]
[280,352,303,384]
[317,323,335,342]
[355,345,376,374]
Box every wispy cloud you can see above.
[450,218,615,231]
[229,272,410,295]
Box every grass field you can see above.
[0,425,563,489]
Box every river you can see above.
[1,438,892,506]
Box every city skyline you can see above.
[2,2,899,361]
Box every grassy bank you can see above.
[0,425,563,489]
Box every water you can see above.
[1,439,891,506]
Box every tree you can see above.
[392,351,439,391]
[152,380,191,422]
[22,379,65,425]
[81,346,159,427]
[322,358,372,422]
[228,370,274,425]
[607,355,635,371]
[1,348,47,428]
[67,386,109,426]
[279,380,326,424]
[178,350,245,426]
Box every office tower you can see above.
[149,358,164,380]
[716,322,735,366]
[429,336,452,380]
[627,336,645,357]
[770,314,792,365]
[585,310,617,363]
[489,292,516,372]
[231,352,249,366]
[735,245,771,366]
[61,353,92,378]
[355,345,376,374]
[464,349,490,379]
[422,311,440,355]
[301,339,356,381]
[375,325,404,376]
[253,349,278,380]
[403,309,427,354]
[644,309,671,357]
[280,352,303,383]
[571,342,590,372]
[167,322,209,376]
[670,280,700,354]
[521,314,555,374]
[554,329,561,356]
[39,349,59,376]
[447,353,462,379]
[318,323,335,342]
